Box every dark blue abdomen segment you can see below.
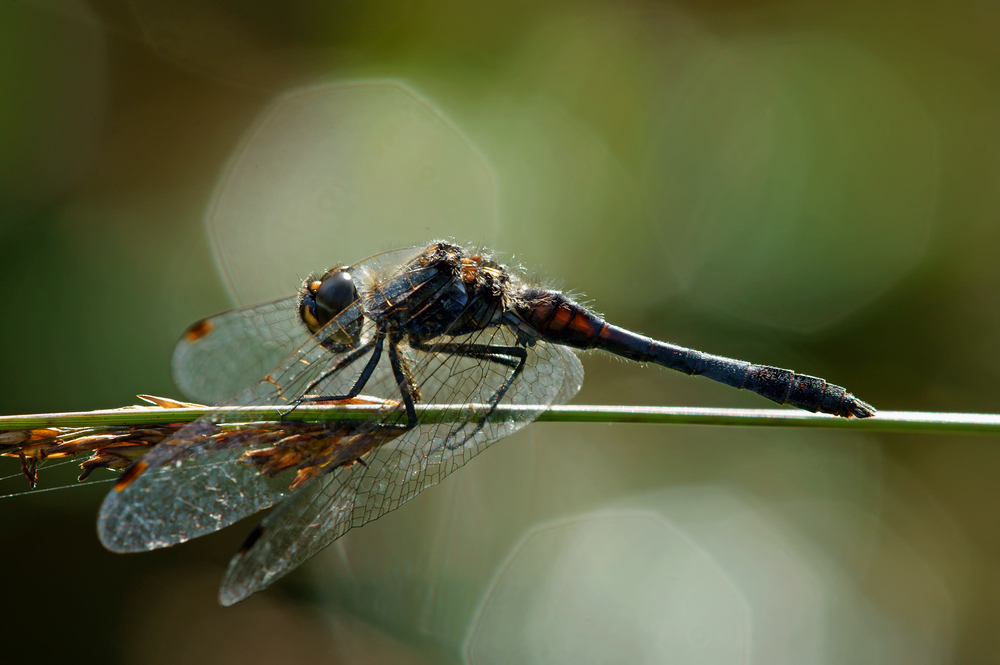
[605,323,874,418]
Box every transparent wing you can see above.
[171,296,307,405]
[98,242,585,605]
[218,326,583,605]
[97,320,412,553]
[98,248,430,553]
[171,245,425,405]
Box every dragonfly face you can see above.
[92,240,872,606]
[299,266,363,352]
[299,266,356,333]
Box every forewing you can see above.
[170,245,426,405]
[172,296,307,405]
[218,327,583,605]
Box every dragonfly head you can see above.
[299,267,357,333]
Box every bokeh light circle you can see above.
[207,80,498,304]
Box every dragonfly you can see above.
[94,241,875,605]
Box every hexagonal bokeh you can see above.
[207,80,499,305]
[465,509,749,664]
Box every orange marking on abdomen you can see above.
[544,301,575,333]
[565,308,602,342]
[527,296,605,349]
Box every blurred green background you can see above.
[2,0,1000,663]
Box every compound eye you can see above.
[314,269,356,322]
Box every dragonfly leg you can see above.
[282,337,381,416]
[412,342,522,369]
[411,340,527,449]
[388,333,420,429]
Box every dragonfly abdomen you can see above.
[622,327,874,418]
[515,289,875,419]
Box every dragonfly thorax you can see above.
[369,243,512,342]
